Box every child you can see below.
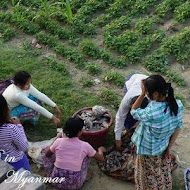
[42,117,106,190]
[0,95,30,171]
[2,71,61,126]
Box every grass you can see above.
[0,39,116,143]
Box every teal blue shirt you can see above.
[131,100,183,156]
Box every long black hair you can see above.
[0,95,10,126]
[13,71,31,86]
[63,117,84,138]
[144,75,178,116]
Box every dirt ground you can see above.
[31,109,190,190]
[6,34,190,190]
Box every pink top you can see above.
[50,137,96,171]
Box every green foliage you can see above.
[22,41,42,57]
[107,0,125,17]
[85,62,102,76]
[175,94,186,105]
[64,49,85,67]
[104,16,131,36]
[143,49,168,73]
[80,78,94,87]
[131,0,157,15]
[166,70,186,86]
[0,0,9,9]
[43,19,71,39]
[104,70,125,88]
[111,30,140,53]
[155,0,183,18]
[134,16,157,34]
[0,23,15,42]
[174,1,190,23]
[52,0,73,22]
[93,14,110,27]
[100,89,120,108]
[35,31,58,47]
[42,55,69,75]
[79,39,101,59]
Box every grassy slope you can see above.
[0,39,115,142]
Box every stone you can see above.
[31,39,37,45]
[0,160,14,183]
[35,43,42,49]
[0,168,45,190]
[94,78,101,85]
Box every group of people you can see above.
[0,71,183,190]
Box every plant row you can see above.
[0,11,39,34]
[0,22,15,41]
[143,28,190,86]
[174,1,190,23]
[79,38,128,68]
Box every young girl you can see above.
[131,75,183,190]
[0,95,30,171]
[2,71,61,126]
[42,117,106,190]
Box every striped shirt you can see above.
[131,99,183,156]
[0,123,28,162]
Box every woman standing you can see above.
[0,95,30,171]
[131,75,183,189]
[2,71,61,126]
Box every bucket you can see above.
[73,107,113,149]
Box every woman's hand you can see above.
[115,140,122,150]
[52,115,61,126]
[56,132,63,138]
[141,79,146,96]
[10,117,21,124]
[98,146,106,154]
[54,105,62,119]
[163,147,171,159]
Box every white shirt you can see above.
[114,74,148,140]
[3,84,56,119]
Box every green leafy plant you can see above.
[35,31,58,47]
[0,23,15,42]
[53,0,73,22]
[85,63,102,75]
[104,70,125,88]
[42,55,69,75]
[100,89,120,108]
[79,39,101,59]
[166,70,186,87]
[80,78,94,87]
[174,1,190,23]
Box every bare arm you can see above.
[164,129,181,158]
[92,147,106,161]
[168,129,181,149]
[131,79,146,110]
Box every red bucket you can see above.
[73,107,113,149]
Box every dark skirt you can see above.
[41,148,90,190]
[135,154,173,190]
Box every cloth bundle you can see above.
[99,127,178,182]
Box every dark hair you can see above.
[144,75,178,116]
[126,96,149,121]
[63,117,84,138]
[0,95,10,126]
[13,71,31,86]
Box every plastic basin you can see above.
[73,107,113,149]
